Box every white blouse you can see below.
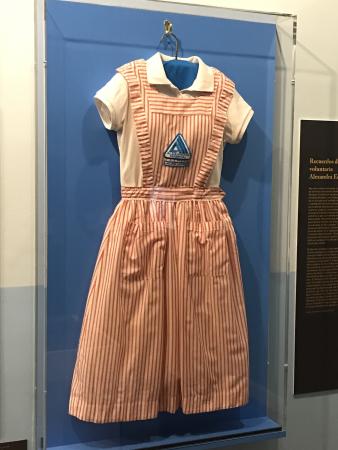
[93,52,254,187]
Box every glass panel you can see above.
[35,1,296,448]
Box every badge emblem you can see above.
[163,133,192,167]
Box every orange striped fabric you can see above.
[68,59,249,423]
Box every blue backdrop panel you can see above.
[46,0,277,448]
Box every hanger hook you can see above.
[160,19,180,59]
[164,19,173,35]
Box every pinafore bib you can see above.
[68,58,249,423]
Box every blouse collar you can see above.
[146,51,214,92]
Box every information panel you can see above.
[295,119,338,394]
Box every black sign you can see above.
[295,120,338,394]
[0,441,27,450]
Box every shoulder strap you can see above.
[116,59,154,187]
[194,69,235,187]
[116,59,144,99]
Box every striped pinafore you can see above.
[68,58,249,423]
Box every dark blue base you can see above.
[49,416,284,449]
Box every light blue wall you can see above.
[0,286,35,450]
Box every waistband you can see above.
[121,186,226,201]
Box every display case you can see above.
[35,0,297,448]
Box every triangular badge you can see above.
[163,133,192,167]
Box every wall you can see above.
[0,0,36,447]
[0,0,338,449]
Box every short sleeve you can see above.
[93,72,128,131]
[223,88,254,144]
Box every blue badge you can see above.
[163,133,192,167]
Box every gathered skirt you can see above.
[68,186,249,423]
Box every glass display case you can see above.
[35,0,296,448]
